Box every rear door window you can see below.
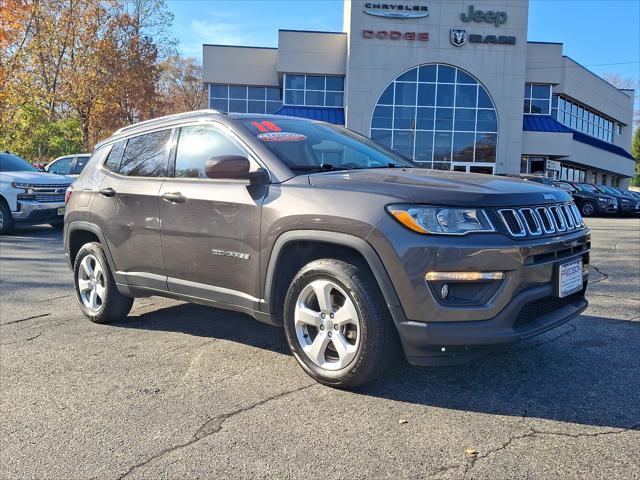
[119,129,172,177]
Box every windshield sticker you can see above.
[257,132,307,142]
[251,120,283,133]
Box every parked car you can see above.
[526,178,617,217]
[45,154,91,178]
[64,111,590,388]
[0,151,72,234]
[593,185,638,216]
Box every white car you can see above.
[45,153,91,178]
[0,152,73,234]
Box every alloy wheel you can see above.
[294,279,361,371]
[582,203,594,216]
[77,254,106,313]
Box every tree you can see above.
[602,73,639,128]
[158,55,207,115]
[0,0,178,161]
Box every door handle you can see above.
[162,192,186,204]
[99,187,116,197]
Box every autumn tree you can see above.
[0,0,183,161]
[157,55,207,115]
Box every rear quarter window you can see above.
[104,141,125,173]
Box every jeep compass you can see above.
[64,110,589,388]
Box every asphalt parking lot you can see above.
[1,217,639,479]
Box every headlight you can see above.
[387,205,495,235]
[10,182,31,194]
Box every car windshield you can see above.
[0,153,38,172]
[600,186,617,195]
[239,118,416,173]
[575,183,596,193]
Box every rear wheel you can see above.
[283,258,398,388]
[580,201,596,217]
[0,199,15,235]
[73,242,133,323]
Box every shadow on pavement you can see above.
[114,304,639,430]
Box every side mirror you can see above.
[205,155,250,179]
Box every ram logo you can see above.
[450,29,467,47]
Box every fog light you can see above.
[441,284,449,299]
[426,272,505,282]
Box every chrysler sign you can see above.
[363,3,429,19]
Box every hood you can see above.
[307,168,573,207]
[0,171,73,185]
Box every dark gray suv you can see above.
[64,110,590,388]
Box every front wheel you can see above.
[0,199,15,235]
[580,201,596,217]
[73,242,133,323]
[283,258,398,388]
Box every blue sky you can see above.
[168,0,640,81]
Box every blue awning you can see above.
[275,106,345,125]
[523,115,634,160]
[523,114,571,133]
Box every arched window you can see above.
[370,64,498,173]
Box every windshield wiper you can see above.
[359,163,406,169]
[289,163,353,173]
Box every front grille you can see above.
[498,203,584,239]
[513,291,584,329]
[15,183,70,204]
[33,194,65,203]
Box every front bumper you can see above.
[12,201,65,224]
[366,216,590,365]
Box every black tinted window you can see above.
[49,157,72,175]
[104,141,125,172]
[0,153,37,172]
[174,125,246,178]
[120,130,171,177]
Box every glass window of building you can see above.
[554,96,614,143]
[523,84,552,115]
[209,84,283,114]
[371,64,497,172]
[283,74,345,107]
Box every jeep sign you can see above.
[461,5,508,27]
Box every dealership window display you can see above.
[209,85,282,114]
[284,74,345,107]
[555,97,614,143]
[371,64,497,172]
[523,84,551,115]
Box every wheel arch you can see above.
[66,221,117,273]
[263,231,402,325]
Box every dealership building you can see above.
[202,0,636,186]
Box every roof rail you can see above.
[113,109,222,135]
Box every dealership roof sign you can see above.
[363,3,429,19]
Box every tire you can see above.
[0,198,15,235]
[283,258,399,389]
[580,201,596,217]
[50,220,64,230]
[73,242,133,323]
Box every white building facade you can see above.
[202,0,636,186]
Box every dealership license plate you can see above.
[57,207,65,216]
[558,260,583,298]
